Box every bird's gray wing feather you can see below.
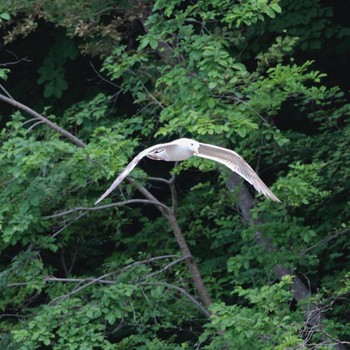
[95,143,170,204]
[197,142,281,202]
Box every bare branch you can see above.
[320,329,350,346]
[47,276,113,284]
[0,83,14,99]
[168,171,178,214]
[6,254,207,318]
[27,120,45,131]
[0,50,32,66]
[148,177,171,185]
[45,199,169,219]
[139,281,211,318]
[147,255,191,278]
[0,177,16,187]
[21,117,41,126]
[7,254,181,285]
[49,255,181,302]
[127,178,168,213]
[0,92,86,148]
[94,6,124,16]
[126,68,165,109]
[148,170,178,213]
[125,178,212,309]
[301,229,349,255]
[219,93,271,127]
[0,313,30,319]
[52,212,88,238]
[89,61,121,90]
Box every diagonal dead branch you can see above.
[0,92,86,148]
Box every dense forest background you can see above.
[1,0,349,349]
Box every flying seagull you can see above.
[95,138,281,204]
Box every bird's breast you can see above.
[164,146,194,161]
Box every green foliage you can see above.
[0,11,11,21]
[37,31,78,98]
[0,0,350,348]
[200,277,303,349]
[275,161,330,206]
[222,0,282,27]
[0,68,10,81]
[267,0,349,51]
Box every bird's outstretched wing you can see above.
[196,142,281,202]
[95,143,168,204]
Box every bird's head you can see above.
[178,138,200,155]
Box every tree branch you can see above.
[169,171,178,214]
[0,50,31,66]
[128,177,212,309]
[51,212,88,238]
[147,255,190,278]
[0,92,86,148]
[148,171,178,213]
[12,276,210,317]
[139,282,211,318]
[45,199,169,219]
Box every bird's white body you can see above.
[147,138,199,161]
[95,138,281,204]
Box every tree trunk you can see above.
[165,210,213,310]
[226,173,346,350]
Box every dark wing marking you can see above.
[95,143,170,204]
[197,142,281,202]
[146,148,165,160]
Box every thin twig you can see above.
[49,255,180,303]
[0,83,14,99]
[7,255,181,288]
[169,168,178,214]
[89,61,121,90]
[27,120,45,131]
[127,178,167,212]
[218,93,271,127]
[0,50,31,66]
[126,68,164,109]
[147,255,191,278]
[52,212,88,238]
[148,172,178,213]
[45,199,169,219]
[148,175,178,212]
[139,281,210,318]
[148,177,170,185]
[301,229,349,255]
[95,6,123,16]
[320,330,350,346]
[46,276,114,284]
[21,117,41,126]
[0,177,15,187]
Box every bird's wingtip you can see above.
[271,194,282,203]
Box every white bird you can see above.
[95,138,281,204]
